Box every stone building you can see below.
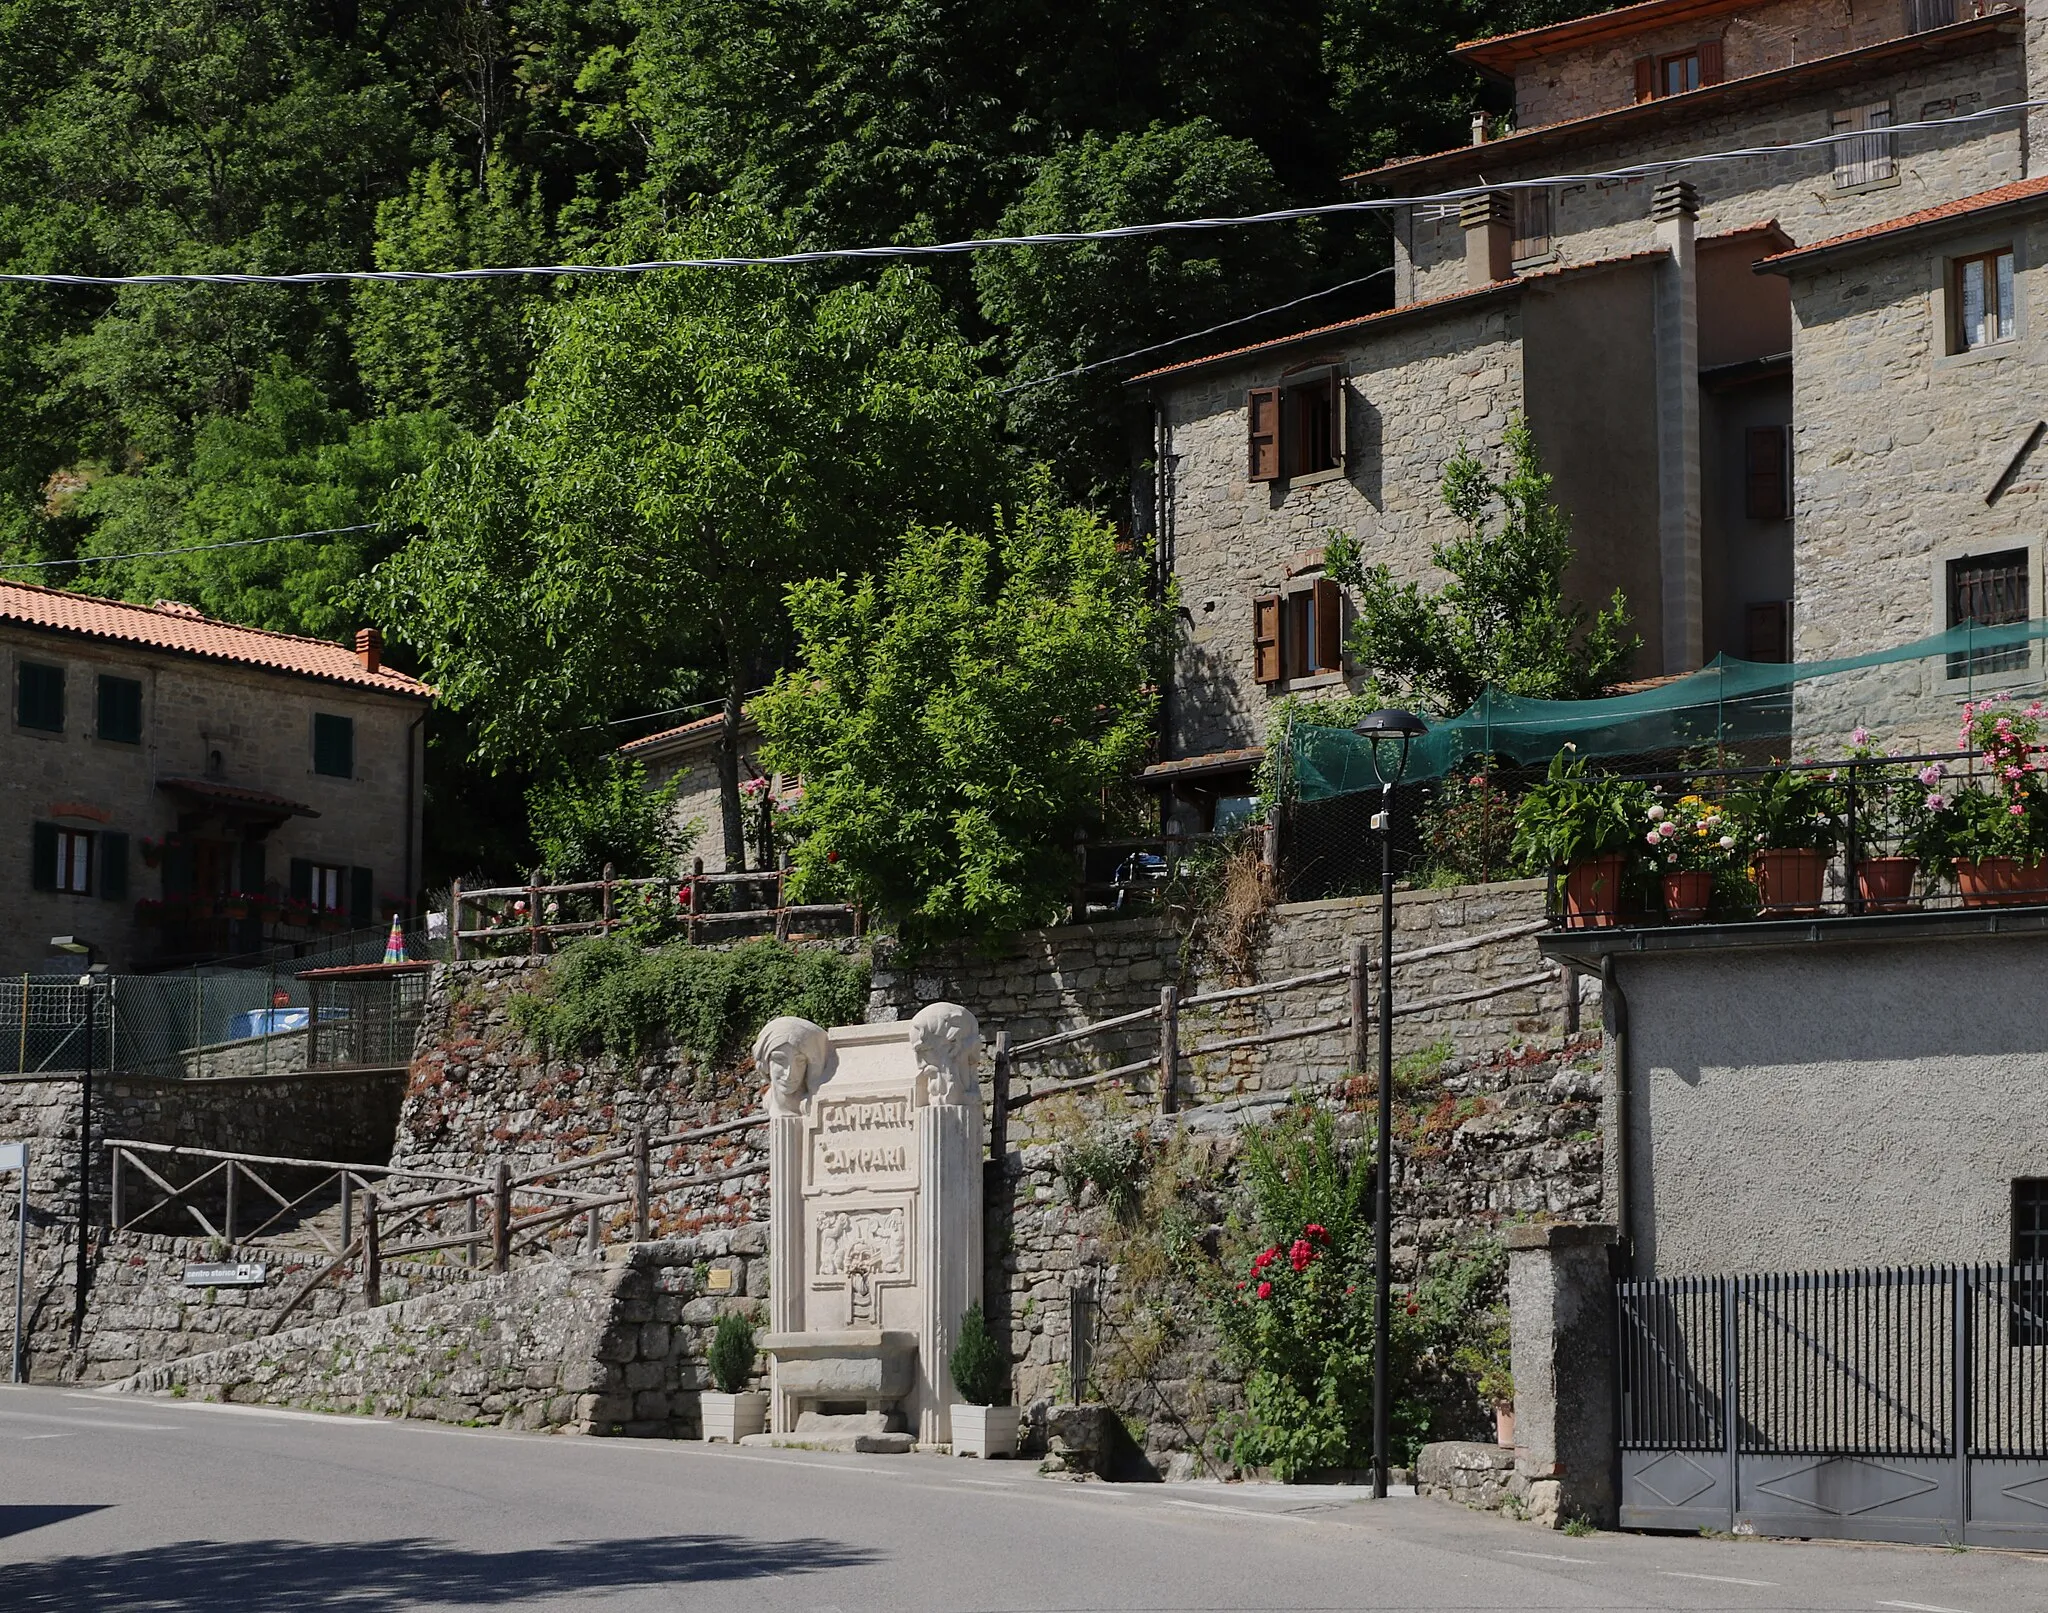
[618,707,788,872]
[1130,0,2035,813]
[1,582,431,974]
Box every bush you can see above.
[708,1311,757,1395]
[948,1301,1007,1407]
[509,936,871,1064]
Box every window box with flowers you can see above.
[1512,748,1653,928]
[1643,793,1741,922]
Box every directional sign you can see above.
[0,1142,24,1172]
[183,1262,268,1288]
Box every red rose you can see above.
[1304,1222,1327,1241]
[1289,1238,1313,1273]
[1252,1247,1277,1274]
[826,850,840,863]
[1256,1281,1273,1300]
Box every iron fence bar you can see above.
[1953,1265,1969,1535]
[1723,1273,1739,1532]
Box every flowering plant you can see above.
[1643,793,1740,873]
[1511,746,1654,870]
[1911,696,2048,863]
[1729,762,1841,854]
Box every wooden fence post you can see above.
[464,1193,477,1267]
[989,1031,1010,1166]
[687,858,703,945]
[1350,937,1371,1077]
[775,854,790,944]
[1157,984,1178,1115]
[584,1205,601,1256]
[492,1160,512,1272]
[362,1192,381,1305]
[449,879,464,961]
[601,862,615,938]
[339,1174,352,1250]
[633,1130,650,1244]
[110,1148,124,1233]
[223,1160,237,1244]
[526,879,542,957]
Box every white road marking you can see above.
[1877,1603,1972,1613]
[1501,1549,1598,1564]
[1661,1571,1779,1587]
[1148,1497,1318,1522]
[0,1410,179,1432]
[955,1478,1016,1488]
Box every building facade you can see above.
[618,709,785,873]
[2,584,431,975]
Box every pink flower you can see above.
[1927,793,1950,811]
[1851,726,1869,746]
[1919,765,1944,787]
[1304,1223,1328,1241]
[1252,1247,1277,1274]
[2012,805,2026,817]
[1645,831,1662,846]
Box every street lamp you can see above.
[1351,710,1427,1500]
[50,938,100,1337]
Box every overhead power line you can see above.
[0,100,2036,289]
[2,524,378,571]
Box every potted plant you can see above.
[699,1311,767,1442]
[1450,1308,1516,1448]
[1512,748,1652,928]
[1843,728,1926,912]
[1937,695,2048,906]
[219,891,252,920]
[1731,764,1840,916]
[1644,792,1740,923]
[948,1300,1017,1458]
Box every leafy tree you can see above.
[366,210,1010,868]
[1324,417,1638,717]
[527,753,693,881]
[751,478,1167,943]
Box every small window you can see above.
[1947,548,2030,677]
[2012,1179,2047,1345]
[1635,40,1720,101]
[1246,373,1345,484]
[16,660,64,732]
[1905,0,1956,34]
[1513,188,1552,263]
[313,712,355,778]
[306,861,350,914]
[97,675,142,744]
[1661,51,1700,97]
[1255,578,1345,685]
[1745,602,1790,663]
[31,823,93,894]
[1831,102,1895,189]
[1744,425,1790,520]
[1954,249,2017,352]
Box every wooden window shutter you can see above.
[350,866,375,926]
[1247,388,1280,482]
[1253,595,1283,684]
[1325,373,1346,467]
[101,832,129,901]
[1745,601,1788,663]
[1313,578,1343,673]
[31,822,58,892]
[289,857,313,904]
[1745,425,1788,520]
[1698,38,1724,85]
[1634,56,1656,102]
[239,841,266,893]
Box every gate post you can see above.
[1723,1272,1740,1535]
[1954,1265,1971,1542]
[1506,1222,1619,1527]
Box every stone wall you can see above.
[111,1229,768,1438]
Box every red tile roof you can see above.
[1700,218,1794,252]
[0,580,432,699]
[1759,174,2048,271]
[617,709,757,757]
[1456,0,1761,74]
[1125,250,1668,385]
[1351,14,2014,187]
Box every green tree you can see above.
[527,752,692,881]
[752,477,1167,943]
[366,210,1010,868]
[1325,417,1638,717]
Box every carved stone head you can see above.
[753,1015,832,1117]
[908,1001,982,1109]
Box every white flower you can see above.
[1647,804,1667,821]
[1719,835,1736,850]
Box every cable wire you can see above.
[0,99,2035,289]
[1,524,378,571]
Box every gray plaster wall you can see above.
[1613,934,2048,1275]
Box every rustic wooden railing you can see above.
[448,861,861,958]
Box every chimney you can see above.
[1459,191,1515,286]
[355,627,382,675]
[1471,111,1488,146]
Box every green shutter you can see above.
[162,842,194,897]
[17,662,64,732]
[96,676,142,744]
[31,822,58,891]
[313,713,355,778]
[239,841,266,894]
[350,866,374,926]
[289,858,313,904]
[100,832,129,901]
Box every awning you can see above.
[1139,747,1265,784]
[157,777,320,822]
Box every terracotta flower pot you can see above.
[1853,856,1918,913]
[1563,853,1627,928]
[1752,847,1826,916]
[1661,870,1713,924]
[1953,856,2048,907]
[1494,1405,1516,1449]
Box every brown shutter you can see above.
[1247,388,1280,482]
[1698,38,1724,86]
[1745,425,1788,520]
[1745,601,1788,663]
[1326,373,1346,467]
[1253,595,1283,684]
[1313,577,1343,672]
[1634,56,1656,101]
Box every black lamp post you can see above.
[1351,709,1427,1499]
[49,938,101,1336]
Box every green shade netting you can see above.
[1291,619,2048,799]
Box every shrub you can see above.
[708,1311,757,1395]
[949,1301,1007,1406]
[1057,1127,1147,1223]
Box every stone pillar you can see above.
[1459,192,1514,288]
[767,1111,804,1433]
[1652,179,1703,674]
[1505,1221,1618,1528]
[915,1098,981,1446]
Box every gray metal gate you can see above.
[1618,1264,2048,1548]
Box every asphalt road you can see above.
[2,1384,2044,1612]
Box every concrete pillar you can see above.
[1505,1221,1618,1528]
[1653,179,1703,673]
[1459,192,1514,288]
[2027,11,2048,176]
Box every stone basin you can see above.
[760,1329,918,1401]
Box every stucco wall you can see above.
[0,623,425,974]
[1612,932,2048,1275]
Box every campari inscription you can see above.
[811,1092,916,1182]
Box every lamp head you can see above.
[1351,708,1428,785]
[48,936,90,955]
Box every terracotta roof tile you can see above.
[617,709,756,757]
[1125,249,1668,385]
[0,580,432,699]
[1760,174,2048,270]
[1456,0,1763,73]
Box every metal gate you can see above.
[1618,1264,2048,1548]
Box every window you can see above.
[291,859,371,921]
[1246,371,1345,484]
[16,660,63,732]
[1953,249,2017,352]
[1947,548,2029,677]
[31,823,92,894]
[1905,0,1956,34]
[1252,578,1344,686]
[1634,39,1722,101]
[96,675,142,744]
[2013,1180,2047,1344]
[1513,188,1553,263]
[1662,50,1701,96]
[1744,425,1790,520]
[1744,602,1790,663]
[1831,102,1895,189]
[312,712,355,778]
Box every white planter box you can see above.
[701,1390,769,1443]
[950,1403,1020,1458]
